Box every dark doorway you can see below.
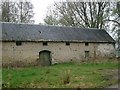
[39,50,51,66]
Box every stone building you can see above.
[1,22,115,67]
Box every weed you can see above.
[62,70,71,84]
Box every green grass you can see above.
[2,59,119,88]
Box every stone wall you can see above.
[97,43,115,58]
[2,41,115,67]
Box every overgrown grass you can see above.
[2,59,119,88]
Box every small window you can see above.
[66,42,70,46]
[16,41,22,46]
[43,42,48,46]
[85,51,89,58]
[85,42,89,46]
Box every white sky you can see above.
[31,0,56,24]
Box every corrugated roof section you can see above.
[1,22,115,43]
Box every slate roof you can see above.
[1,22,115,43]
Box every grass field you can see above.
[2,59,119,88]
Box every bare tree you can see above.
[44,1,112,29]
[104,2,120,40]
[1,0,34,24]
[1,1,11,22]
[16,0,34,23]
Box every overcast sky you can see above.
[31,0,56,24]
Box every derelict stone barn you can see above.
[1,22,115,67]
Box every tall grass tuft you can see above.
[62,70,71,84]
